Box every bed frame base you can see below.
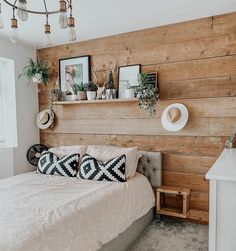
[100,208,154,251]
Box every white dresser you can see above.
[206,149,236,251]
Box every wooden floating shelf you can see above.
[53,98,138,105]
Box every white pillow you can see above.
[86,145,142,179]
[49,145,87,162]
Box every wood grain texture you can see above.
[38,12,236,223]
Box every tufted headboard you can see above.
[137,151,162,188]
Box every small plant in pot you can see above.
[105,71,116,99]
[18,58,49,84]
[84,81,98,100]
[72,82,87,100]
[137,73,159,117]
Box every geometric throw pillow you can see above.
[37,151,80,177]
[78,154,126,182]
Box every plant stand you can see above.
[156,185,190,218]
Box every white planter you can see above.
[32,73,43,83]
[87,91,97,100]
[63,94,77,101]
[125,89,135,99]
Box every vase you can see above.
[125,89,135,99]
[63,93,77,101]
[77,91,87,100]
[106,89,116,99]
[87,91,97,100]
[32,73,43,83]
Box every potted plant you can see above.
[84,81,98,100]
[137,73,159,117]
[72,82,87,100]
[105,71,116,99]
[18,58,49,84]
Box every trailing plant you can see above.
[84,81,98,92]
[18,58,49,84]
[105,71,115,89]
[72,82,85,94]
[137,73,159,117]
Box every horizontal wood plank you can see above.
[163,154,216,175]
[40,133,225,157]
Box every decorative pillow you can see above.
[86,145,142,179]
[78,154,126,182]
[37,151,80,177]
[49,145,87,162]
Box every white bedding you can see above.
[0,172,155,251]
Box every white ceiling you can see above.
[0,0,236,48]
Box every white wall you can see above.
[0,37,39,178]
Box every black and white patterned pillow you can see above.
[78,154,126,182]
[37,151,79,177]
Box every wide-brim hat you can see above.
[161,103,189,132]
[36,109,54,129]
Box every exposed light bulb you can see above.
[17,1,28,21]
[59,11,68,29]
[0,3,4,29]
[44,32,52,47]
[68,26,76,41]
[10,28,19,43]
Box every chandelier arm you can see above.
[3,0,70,15]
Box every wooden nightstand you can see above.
[156,185,190,218]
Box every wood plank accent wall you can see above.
[38,12,236,223]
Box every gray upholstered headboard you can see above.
[137,151,162,188]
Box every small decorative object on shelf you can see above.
[105,71,116,99]
[50,89,62,102]
[118,64,140,98]
[18,57,49,84]
[84,81,98,100]
[137,73,159,117]
[225,126,236,149]
[97,86,106,100]
[72,82,87,100]
[124,81,135,99]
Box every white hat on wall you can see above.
[161,103,189,132]
[36,109,55,130]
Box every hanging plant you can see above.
[137,73,159,117]
[18,58,49,85]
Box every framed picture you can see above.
[118,64,141,99]
[146,72,158,88]
[59,55,90,93]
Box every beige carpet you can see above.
[128,217,208,251]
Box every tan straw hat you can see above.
[161,103,189,131]
[36,109,55,129]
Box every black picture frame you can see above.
[146,72,158,88]
[59,55,91,92]
[118,64,141,99]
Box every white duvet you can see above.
[0,172,155,251]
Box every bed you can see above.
[0,151,162,251]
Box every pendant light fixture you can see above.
[59,0,67,29]
[44,15,51,46]
[1,0,77,45]
[68,3,76,42]
[0,3,4,29]
[10,7,19,43]
[17,0,28,21]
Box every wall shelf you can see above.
[53,98,138,105]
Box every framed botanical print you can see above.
[118,64,141,99]
[59,55,90,93]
